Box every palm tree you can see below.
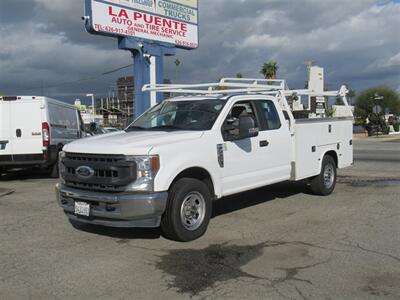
[260,61,279,79]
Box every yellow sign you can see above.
[172,0,197,8]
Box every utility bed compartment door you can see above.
[293,119,353,180]
[293,122,320,180]
[0,102,12,155]
[10,101,43,155]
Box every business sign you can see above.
[85,0,199,49]
[316,96,326,114]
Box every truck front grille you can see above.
[61,153,136,192]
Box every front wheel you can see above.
[310,155,337,196]
[161,178,212,242]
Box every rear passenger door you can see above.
[253,98,292,182]
[10,100,43,155]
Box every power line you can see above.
[23,63,133,92]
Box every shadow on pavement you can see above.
[69,220,162,240]
[0,168,52,181]
[70,180,310,240]
[212,180,311,218]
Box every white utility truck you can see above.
[56,78,353,241]
[0,96,83,177]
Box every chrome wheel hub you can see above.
[323,163,335,189]
[180,192,206,231]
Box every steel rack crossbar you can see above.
[142,77,348,99]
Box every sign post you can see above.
[84,0,199,117]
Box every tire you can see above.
[161,178,212,242]
[310,155,337,196]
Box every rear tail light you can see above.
[42,122,50,146]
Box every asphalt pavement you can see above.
[0,136,399,300]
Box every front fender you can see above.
[154,160,222,198]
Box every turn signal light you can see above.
[151,156,160,172]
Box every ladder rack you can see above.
[142,77,349,99]
[142,78,351,135]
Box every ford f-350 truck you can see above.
[56,78,353,241]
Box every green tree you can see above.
[355,86,400,121]
[260,60,279,79]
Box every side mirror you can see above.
[239,116,259,139]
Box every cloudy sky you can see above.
[0,0,399,104]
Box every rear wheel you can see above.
[310,155,337,196]
[161,178,212,242]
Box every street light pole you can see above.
[373,93,384,137]
[86,93,95,122]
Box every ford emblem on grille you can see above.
[76,166,95,179]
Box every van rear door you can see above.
[48,103,80,144]
[0,101,12,155]
[9,100,43,155]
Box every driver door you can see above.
[218,100,262,196]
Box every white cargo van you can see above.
[0,96,83,177]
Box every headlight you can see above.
[58,151,66,183]
[125,155,160,192]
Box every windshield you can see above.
[126,99,226,131]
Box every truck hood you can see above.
[63,131,204,155]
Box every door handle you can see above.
[16,129,22,138]
[259,140,269,147]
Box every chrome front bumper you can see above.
[56,183,168,228]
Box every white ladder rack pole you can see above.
[141,77,350,109]
[339,85,350,107]
[278,90,296,135]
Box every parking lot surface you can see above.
[1,137,399,300]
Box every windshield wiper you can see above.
[125,126,146,132]
[148,125,184,131]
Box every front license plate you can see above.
[74,202,90,216]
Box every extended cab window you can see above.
[257,100,281,131]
